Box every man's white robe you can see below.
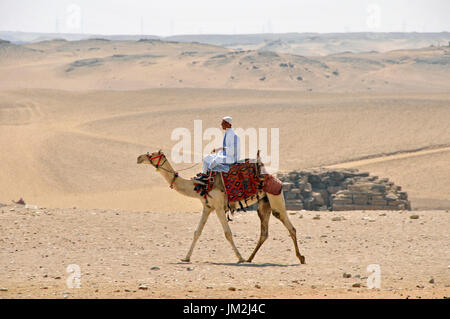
[202,128,240,173]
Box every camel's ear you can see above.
[158,149,162,154]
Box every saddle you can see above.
[222,159,262,204]
[192,156,282,212]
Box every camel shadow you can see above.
[208,262,299,268]
[170,261,299,267]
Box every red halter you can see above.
[146,153,179,188]
[146,153,164,169]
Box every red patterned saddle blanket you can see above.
[221,160,262,203]
[192,160,263,204]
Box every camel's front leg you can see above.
[182,206,213,262]
[216,208,245,263]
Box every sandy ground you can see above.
[0,203,449,299]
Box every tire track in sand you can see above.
[324,143,450,169]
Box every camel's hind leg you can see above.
[182,205,213,262]
[267,193,306,264]
[247,197,271,262]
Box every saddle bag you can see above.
[263,173,282,195]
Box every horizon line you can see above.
[1,30,449,38]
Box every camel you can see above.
[137,150,306,264]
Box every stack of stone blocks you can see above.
[276,168,411,211]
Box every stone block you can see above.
[399,192,408,200]
[282,182,294,191]
[353,196,369,205]
[332,198,353,205]
[385,192,398,201]
[308,174,321,184]
[329,171,345,182]
[332,204,401,211]
[312,182,327,189]
[312,192,325,206]
[388,200,403,206]
[304,183,312,192]
[303,197,314,210]
[285,199,303,210]
[355,171,370,177]
[318,189,330,206]
[336,190,352,196]
[297,183,306,192]
[285,192,299,200]
[327,186,343,194]
[405,200,412,210]
[370,199,387,206]
[288,171,298,178]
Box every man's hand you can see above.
[211,147,223,154]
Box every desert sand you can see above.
[0,203,449,299]
[0,36,449,298]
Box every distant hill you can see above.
[0,30,160,44]
[1,31,449,56]
[0,37,448,92]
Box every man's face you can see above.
[221,120,230,130]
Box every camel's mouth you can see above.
[137,156,145,164]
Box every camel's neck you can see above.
[156,159,201,199]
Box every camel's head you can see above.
[137,150,166,168]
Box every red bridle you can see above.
[146,153,164,169]
[146,153,178,189]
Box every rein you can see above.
[146,153,199,189]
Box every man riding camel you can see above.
[201,116,240,174]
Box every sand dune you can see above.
[0,38,449,211]
[166,32,450,56]
[0,39,449,92]
[0,88,449,211]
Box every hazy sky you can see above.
[1,0,449,36]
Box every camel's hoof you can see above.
[299,255,306,264]
[181,258,190,263]
[246,259,253,263]
[237,258,245,264]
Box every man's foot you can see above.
[192,172,209,184]
[191,177,206,185]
